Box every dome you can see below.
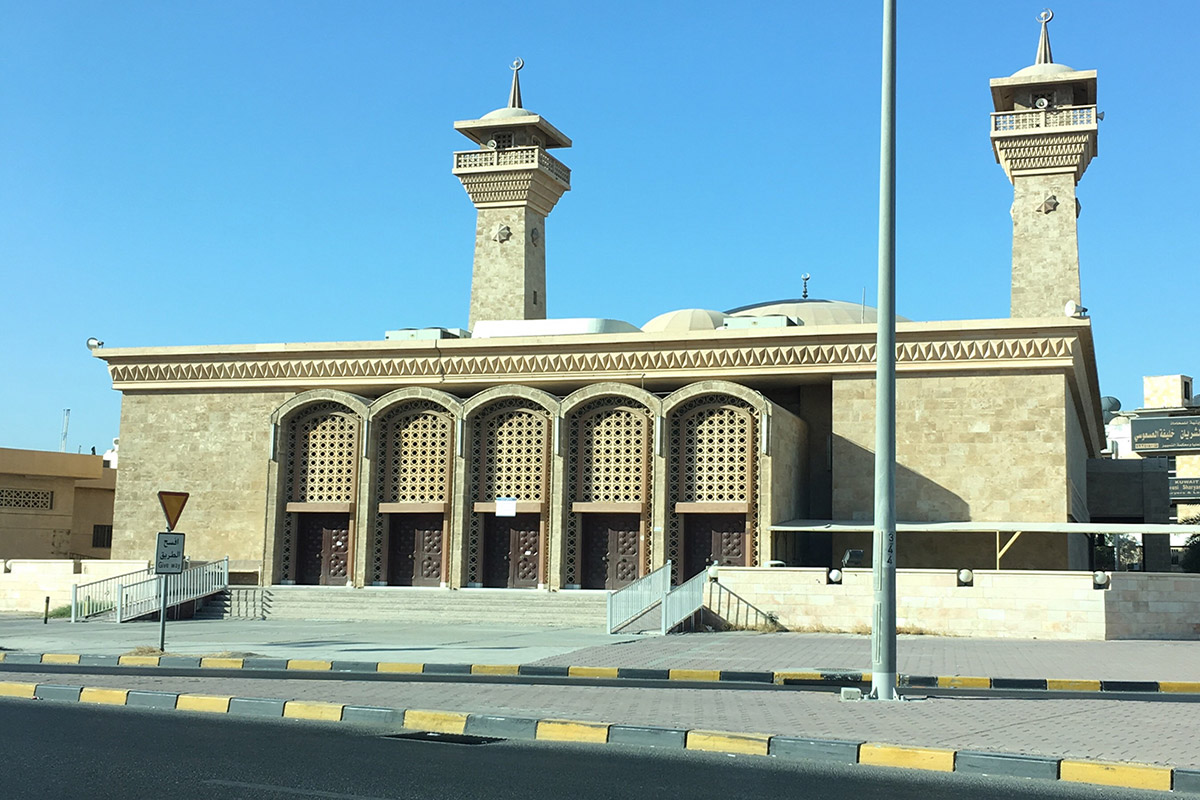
[726,298,910,326]
[642,308,726,333]
[1010,62,1077,78]
[480,106,536,120]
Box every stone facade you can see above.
[0,448,115,561]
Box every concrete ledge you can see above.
[243,658,289,670]
[616,668,670,681]
[330,661,376,673]
[769,736,862,764]
[404,709,468,734]
[423,663,472,675]
[608,724,687,749]
[518,665,570,677]
[686,730,770,756]
[228,697,286,717]
[1174,768,1200,793]
[537,719,609,743]
[719,670,774,683]
[79,655,121,667]
[126,690,179,709]
[159,656,201,669]
[465,714,539,740]
[955,750,1060,780]
[342,705,405,726]
[860,743,955,772]
[2,653,45,665]
[35,684,83,702]
[1060,759,1173,792]
[991,677,1047,690]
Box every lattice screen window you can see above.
[678,405,752,503]
[666,395,760,582]
[478,407,549,502]
[0,488,53,509]
[287,405,361,503]
[466,399,551,585]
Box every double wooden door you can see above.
[388,513,443,587]
[580,513,640,590]
[683,513,747,580]
[483,513,540,588]
[297,513,350,586]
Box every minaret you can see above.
[453,59,572,329]
[990,10,1099,318]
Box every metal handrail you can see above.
[606,561,671,633]
[71,565,153,622]
[113,558,230,623]
[660,571,707,635]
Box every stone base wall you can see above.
[0,559,149,613]
[716,566,1200,640]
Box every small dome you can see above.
[480,106,536,120]
[642,308,726,333]
[726,298,910,326]
[1010,61,1077,78]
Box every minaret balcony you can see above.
[990,105,1098,181]
[452,146,571,189]
[991,104,1098,135]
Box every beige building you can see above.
[0,448,116,561]
[95,18,1108,592]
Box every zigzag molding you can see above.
[107,335,1079,387]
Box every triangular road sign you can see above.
[158,491,189,531]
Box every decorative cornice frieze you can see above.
[103,330,1081,390]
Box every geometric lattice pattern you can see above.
[371,400,453,584]
[288,405,360,503]
[666,395,759,583]
[281,402,361,582]
[466,399,551,585]
[0,488,54,509]
[564,397,652,586]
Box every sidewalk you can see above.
[3,617,1199,683]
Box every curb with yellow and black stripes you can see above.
[3,651,1199,695]
[0,675,1195,793]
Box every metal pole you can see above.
[870,0,899,702]
[71,584,77,624]
[159,574,168,652]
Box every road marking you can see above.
[284,700,344,721]
[567,666,618,679]
[471,664,520,676]
[1060,759,1172,791]
[536,719,609,743]
[41,653,82,665]
[80,687,129,705]
[937,676,990,689]
[203,779,397,799]
[404,709,467,734]
[686,730,770,756]
[859,743,956,772]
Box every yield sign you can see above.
[158,491,189,531]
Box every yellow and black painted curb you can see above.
[0,677,1194,793]
[2,651,1198,696]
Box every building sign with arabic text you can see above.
[1170,477,1200,503]
[1131,417,1200,453]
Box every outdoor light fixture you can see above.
[957,568,974,587]
[706,562,720,582]
[842,549,864,568]
[827,568,843,585]
[86,337,104,350]
[1093,570,1111,589]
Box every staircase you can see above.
[260,586,608,627]
[195,587,267,620]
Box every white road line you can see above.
[202,779,400,799]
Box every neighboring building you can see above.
[0,448,116,560]
[95,16,1109,590]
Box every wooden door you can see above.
[297,513,350,586]
[683,513,746,580]
[389,514,443,587]
[483,514,540,588]
[581,514,640,590]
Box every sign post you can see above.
[155,492,189,652]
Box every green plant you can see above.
[47,605,72,619]
[1181,533,1200,574]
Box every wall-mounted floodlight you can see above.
[86,337,104,350]
[1093,570,1111,590]
[842,549,864,568]
[957,568,974,587]
[827,568,843,585]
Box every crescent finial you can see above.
[511,57,524,72]
[1037,8,1053,24]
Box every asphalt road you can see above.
[2,699,1171,799]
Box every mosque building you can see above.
[95,14,1108,595]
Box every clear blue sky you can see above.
[2,1,1196,454]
